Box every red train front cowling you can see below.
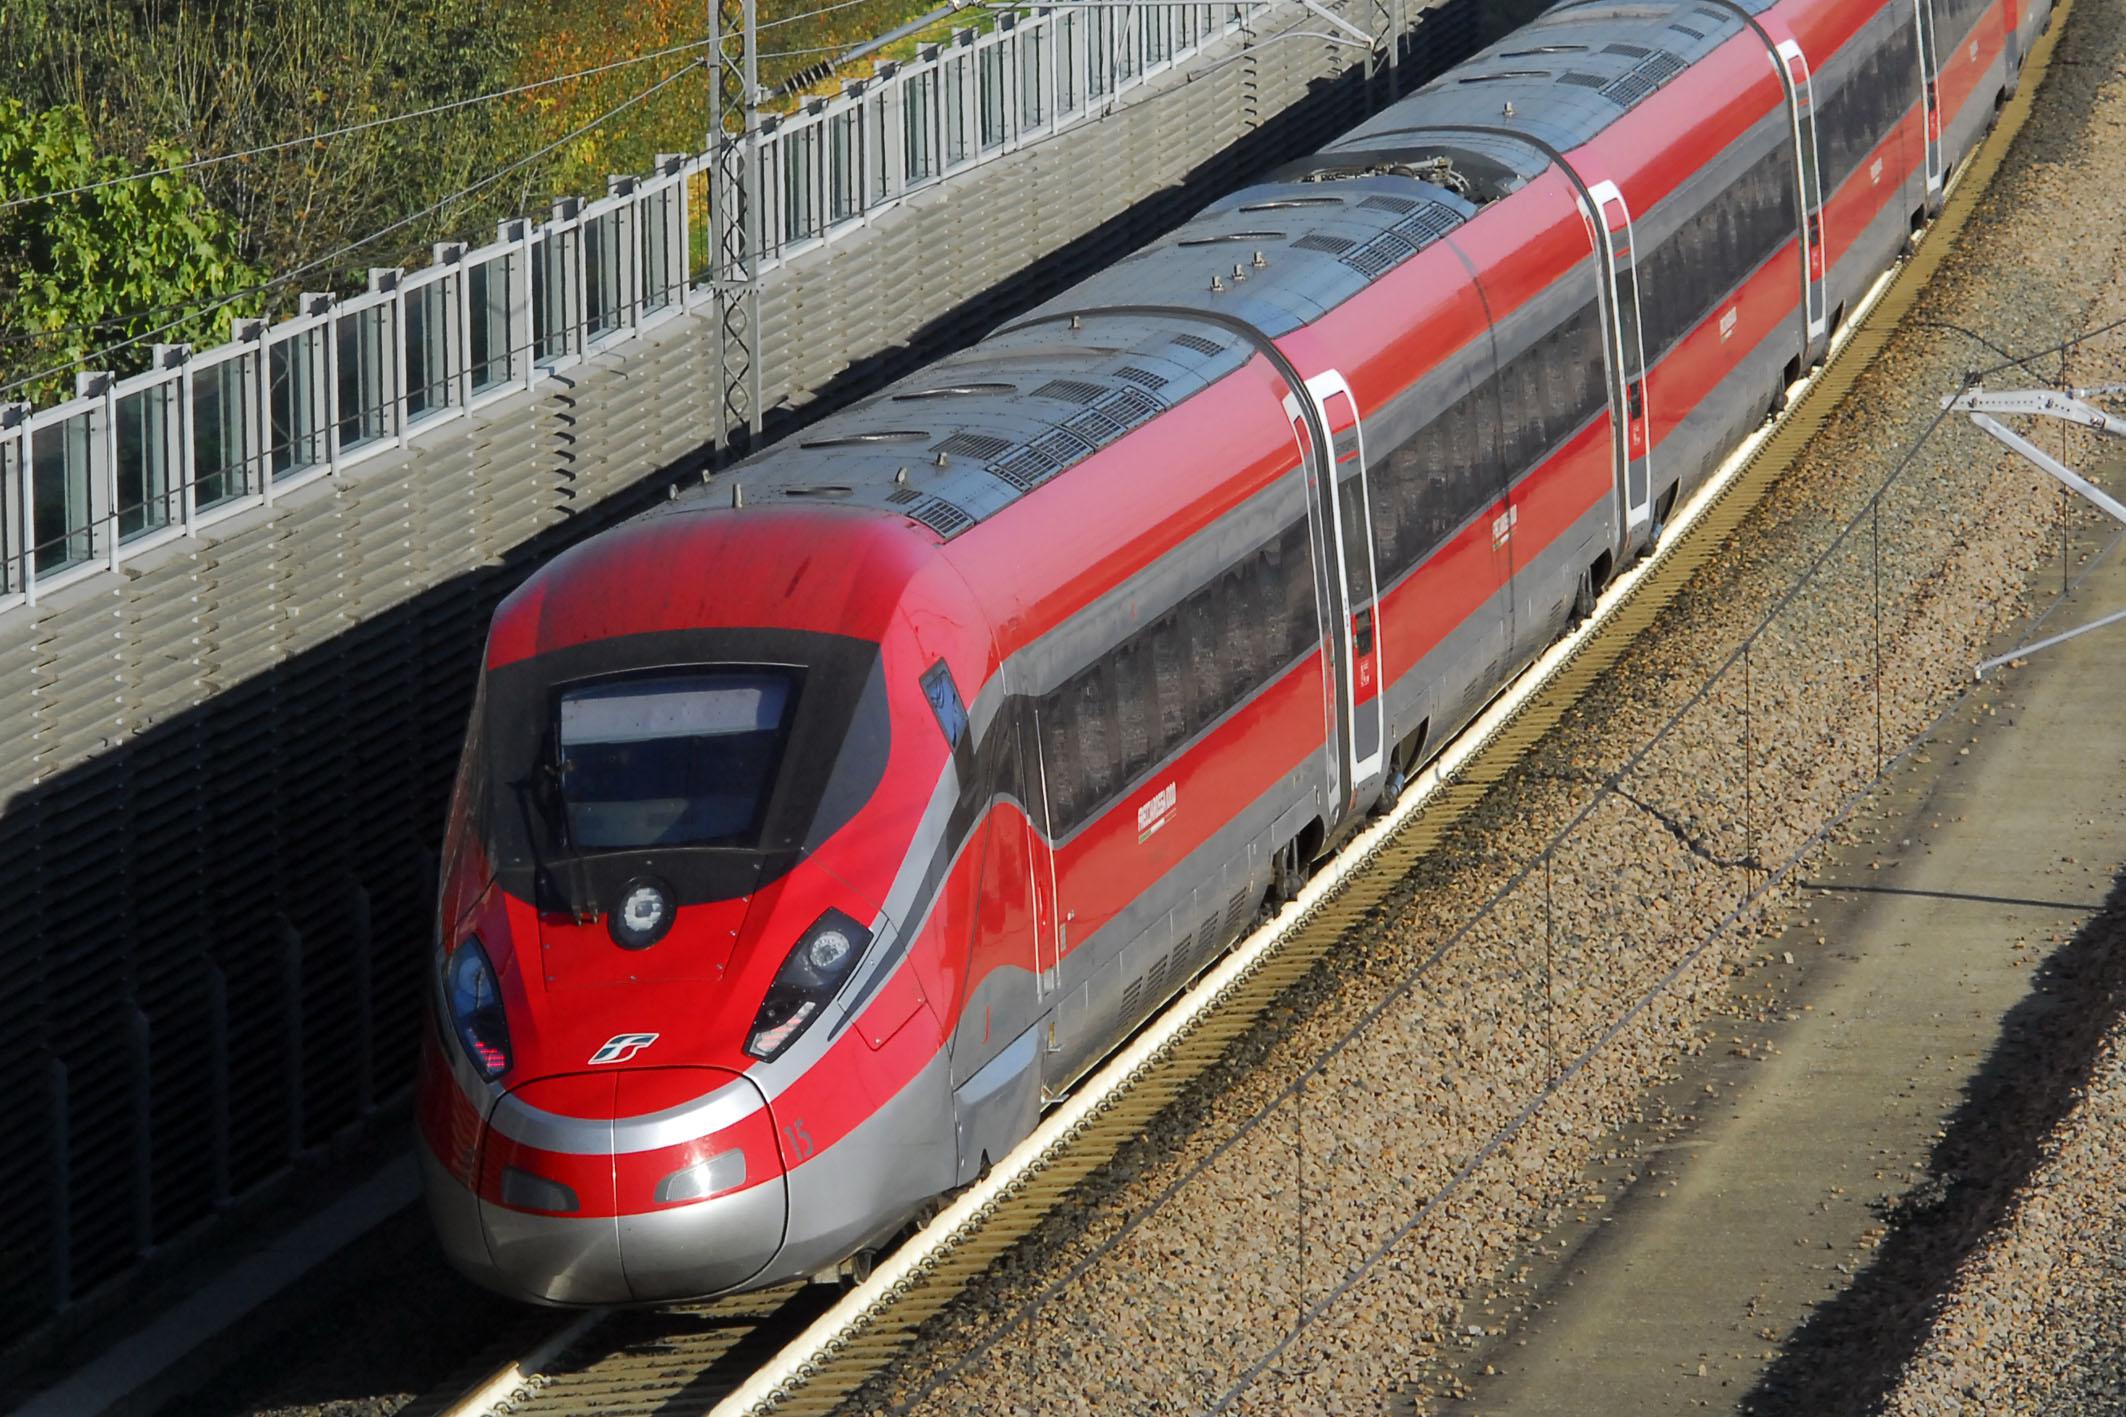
[418,506,984,1303]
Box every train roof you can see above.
[1342,0,1757,156]
[657,0,1750,547]
[662,168,1479,543]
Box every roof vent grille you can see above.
[1293,233,1357,255]
[933,431,1014,461]
[1170,332,1223,356]
[1358,194,1419,214]
[990,446,1064,492]
[1115,365,1169,390]
[910,498,974,538]
[886,486,922,505]
[1063,386,1164,448]
[1400,203,1463,244]
[1667,21,1706,39]
[1556,70,1608,88]
[1344,235,1406,280]
[1336,201,1463,279]
[1600,50,1684,106]
[1065,406,1124,446]
[1031,378,1106,404]
[1603,41,1651,57]
[1602,72,1655,105]
[1641,51,1686,83]
[1100,386,1163,426]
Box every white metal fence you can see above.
[0,1,1261,616]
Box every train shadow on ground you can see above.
[1745,865,2126,1416]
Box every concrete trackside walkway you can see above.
[1414,524,2126,1415]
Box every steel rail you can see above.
[435,3,2075,1408]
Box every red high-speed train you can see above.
[420,0,2049,1304]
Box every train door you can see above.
[1915,0,1945,204]
[1775,40,1830,358]
[1584,180,1655,547]
[1285,369,1384,816]
[948,701,1061,1179]
[1020,706,1063,999]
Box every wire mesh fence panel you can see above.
[403,272,462,424]
[265,325,331,483]
[188,348,265,511]
[0,416,24,601]
[114,375,181,541]
[28,400,102,579]
[334,299,399,457]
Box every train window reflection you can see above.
[557,670,797,849]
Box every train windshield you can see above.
[480,627,889,907]
[556,670,797,849]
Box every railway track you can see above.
[429,7,2075,1412]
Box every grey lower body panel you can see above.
[771,1048,958,1278]
[1828,162,1921,341]
[422,1145,792,1306]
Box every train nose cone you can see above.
[475,1067,787,1304]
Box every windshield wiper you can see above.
[511,773,598,922]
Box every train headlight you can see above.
[744,909,873,1062]
[609,876,675,950]
[444,935,511,1080]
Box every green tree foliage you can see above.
[0,99,262,404]
[0,0,954,406]
[1,0,531,308]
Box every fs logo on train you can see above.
[588,1032,660,1065]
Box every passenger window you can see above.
[1150,611,1191,751]
[1076,666,1117,806]
[1183,583,1222,734]
[1285,521,1315,660]
[1218,565,1253,704]
[1041,686,1081,829]
[1370,469,1404,579]
[1251,551,1284,675]
[1114,639,1154,784]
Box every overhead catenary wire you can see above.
[757,43,862,59]
[0,38,711,215]
[0,62,700,401]
[1972,311,2126,382]
[758,0,902,32]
